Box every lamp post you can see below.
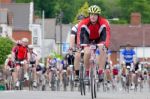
[41,10,45,63]
[58,11,63,55]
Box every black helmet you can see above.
[77,14,85,20]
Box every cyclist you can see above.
[65,48,75,78]
[4,54,16,87]
[121,43,136,89]
[28,45,39,87]
[46,55,57,87]
[70,14,85,80]
[12,38,29,87]
[76,5,110,79]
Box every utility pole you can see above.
[42,10,45,63]
[59,11,63,55]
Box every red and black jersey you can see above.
[12,45,28,60]
[77,16,110,48]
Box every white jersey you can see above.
[29,52,37,62]
[71,24,78,35]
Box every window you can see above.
[33,28,38,36]
[33,37,38,45]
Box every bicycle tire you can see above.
[90,68,94,99]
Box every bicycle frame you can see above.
[89,44,97,99]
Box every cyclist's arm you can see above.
[27,52,30,63]
[70,32,76,48]
[46,58,49,68]
[120,52,125,65]
[132,50,136,64]
[11,47,16,61]
[34,55,39,67]
[99,19,110,48]
[4,59,9,70]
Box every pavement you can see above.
[0,85,150,99]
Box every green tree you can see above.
[119,0,150,23]
[73,1,89,24]
[16,0,32,3]
[0,37,14,68]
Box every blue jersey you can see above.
[121,49,135,63]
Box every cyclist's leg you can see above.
[97,46,107,73]
[23,60,29,78]
[32,64,37,86]
[74,51,80,79]
[84,47,91,76]
[14,63,20,86]
[80,27,90,73]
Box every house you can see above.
[0,1,34,44]
[34,18,71,57]
[55,24,72,54]
[0,9,12,37]
[34,18,57,57]
[110,13,150,65]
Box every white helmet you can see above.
[7,54,12,58]
[22,38,29,43]
[28,44,34,49]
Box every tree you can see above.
[119,0,150,23]
[73,1,89,24]
[16,0,32,3]
[0,37,14,68]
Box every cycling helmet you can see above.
[7,54,12,58]
[28,44,34,49]
[16,40,22,45]
[77,14,85,20]
[22,38,29,43]
[88,5,101,15]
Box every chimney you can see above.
[0,0,12,3]
[130,12,141,26]
[7,12,13,26]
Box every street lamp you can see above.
[57,11,63,55]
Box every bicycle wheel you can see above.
[62,72,67,91]
[91,67,97,99]
[79,65,85,95]
[70,74,74,91]
[28,70,33,90]
[90,68,94,99]
[18,67,24,90]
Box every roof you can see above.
[35,18,56,39]
[0,3,31,30]
[110,24,150,51]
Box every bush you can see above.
[0,37,14,69]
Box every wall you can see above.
[12,30,32,44]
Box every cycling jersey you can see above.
[29,52,37,64]
[65,54,74,65]
[61,60,68,70]
[5,59,15,68]
[48,58,57,68]
[121,49,135,63]
[76,17,110,48]
[71,24,78,44]
[71,24,78,35]
[13,45,28,60]
[113,68,118,75]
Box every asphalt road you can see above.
[0,86,150,99]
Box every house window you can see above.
[33,28,38,36]
[33,37,38,45]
